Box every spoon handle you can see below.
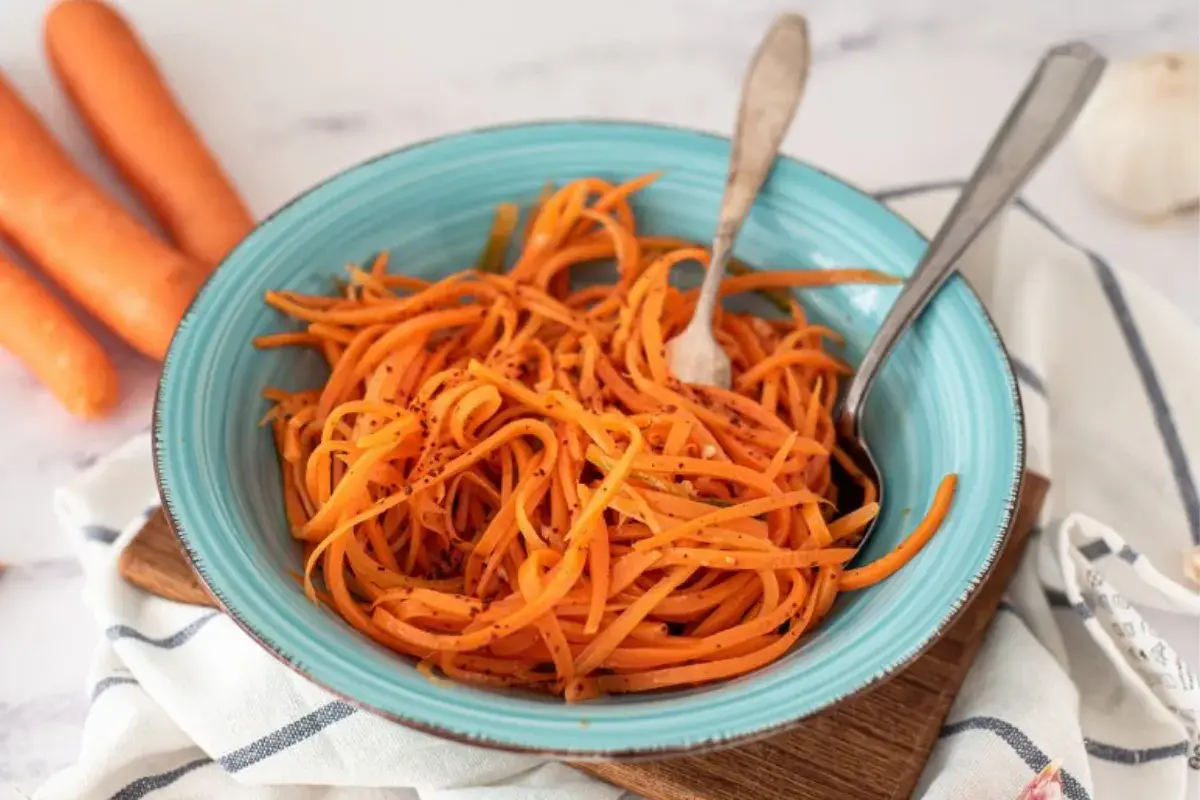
[691,13,811,326]
[839,42,1107,432]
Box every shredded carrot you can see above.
[259,173,956,700]
[839,476,956,590]
[477,203,519,274]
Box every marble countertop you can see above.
[1,0,1197,793]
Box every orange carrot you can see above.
[0,71,205,361]
[44,0,254,266]
[0,255,118,418]
[840,475,958,590]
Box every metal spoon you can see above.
[667,13,811,386]
[837,42,1106,555]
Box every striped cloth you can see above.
[37,186,1199,800]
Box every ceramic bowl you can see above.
[155,121,1023,757]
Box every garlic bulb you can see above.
[1071,52,1199,222]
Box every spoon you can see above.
[667,13,811,386]
[837,42,1106,555]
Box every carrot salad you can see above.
[257,173,958,700]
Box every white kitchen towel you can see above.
[36,185,1200,800]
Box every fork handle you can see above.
[690,13,811,328]
[839,42,1107,433]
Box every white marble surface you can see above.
[0,0,1197,794]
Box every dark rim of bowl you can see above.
[151,118,1026,760]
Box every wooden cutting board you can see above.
[120,473,1047,800]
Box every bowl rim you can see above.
[152,118,1026,759]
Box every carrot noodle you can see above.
[477,203,519,274]
[260,173,957,700]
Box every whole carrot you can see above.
[0,254,118,419]
[45,0,254,267]
[0,71,205,361]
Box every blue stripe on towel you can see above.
[1077,539,1112,561]
[109,757,214,800]
[105,612,219,648]
[940,716,1091,800]
[1044,588,1071,608]
[1010,358,1048,398]
[1088,255,1200,545]
[218,700,357,772]
[106,702,358,799]
[81,523,121,544]
[90,676,138,703]
[1084,738,1189,765]
[872,180,966,201]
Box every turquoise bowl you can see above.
[155,121,1023,757]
